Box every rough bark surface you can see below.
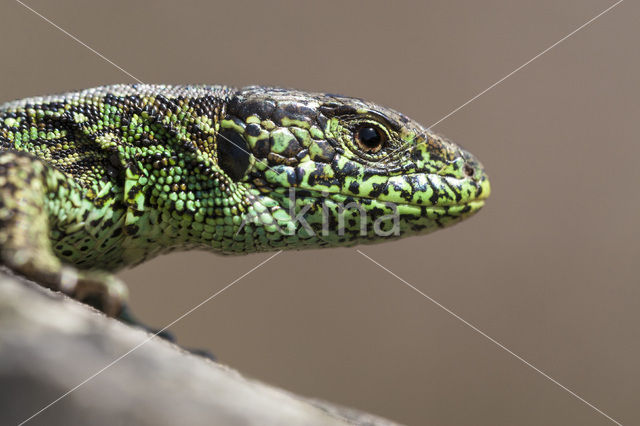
[0,267,400,426]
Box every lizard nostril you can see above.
[463,164,475,177]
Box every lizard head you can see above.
[215,86,490,251]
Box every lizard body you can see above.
[0,84,490,315]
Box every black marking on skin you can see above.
[127,185,140,203]
[228,97,277,121]
[443,179,462,203]
[368,182,388,199]
[217,130,250,181]
[316,113,328,131]
[294,167,305,186]
[229,116,245,130]
[245,123,261,137]
[360,167,388,181]
[125,224,139,235]
[391,181,411,203]
[267,152,298,167]
[429,190,440,205]
[319,104,358,117]
[348,181,360,194]
[310,140,336,163]
[367,206,386,219]
[308,174,341,191]
[270,134,301,158]
[410,147,426,163]
[272,102,315,126]
[334,161,359,178]
[295,149,308,161]
[427,176,442,205]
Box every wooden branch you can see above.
[0,267,401,426]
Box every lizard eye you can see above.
[355,125,386,153]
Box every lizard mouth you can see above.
[299,171,491,211]
[256,170,490,226]
[318,190,488,209]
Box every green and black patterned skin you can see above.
[0,84,490,315]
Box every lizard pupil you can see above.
[217,130,251,181]
[356,126,385,151]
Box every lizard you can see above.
[0,84,490,320]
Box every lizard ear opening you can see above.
[217,130,251,181]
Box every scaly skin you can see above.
[0,84,490,316]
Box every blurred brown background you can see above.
[1,1,637,425]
